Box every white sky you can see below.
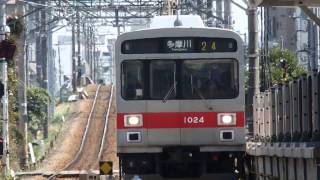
[232,1,248,42]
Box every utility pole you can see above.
[196,0,202,17]
[216,0,223,27]
[89,26,93,81]
[90,27,95,82]
[57,42,62,99]
[17,1,28,169]
[0,0,9,176]
[247,1,260,138]
[36,7,41,87]
[76,9,81,86]
[40,1,49,138]
[207,0,213,27]
[26,38,29,87]
[93,38,96,82]
[115,7,120,36]
[83,22,88,79]
[224,0,232,28]
[72,15,76,92]
[47,3,54,121]
[87,25,91,80]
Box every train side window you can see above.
[121,61,145,100]
[150,60,176,99]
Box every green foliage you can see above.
[11,128,23,145]
[27,87,51,139]
[3,13,27,170]
[268,46,307,85]
[7,58,20,170]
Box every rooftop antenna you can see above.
[174,0,182,27]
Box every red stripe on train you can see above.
[117,112,245,129]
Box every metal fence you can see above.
[253,73,320,143]
[247,72,320,180]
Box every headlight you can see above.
[124,114,143,127]
[217,113,236,126]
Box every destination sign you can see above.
[165,38,193,53]
[121,37,237,54]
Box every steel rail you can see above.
[97,83,114,160]
[48,84,102,180]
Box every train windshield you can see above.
[121,59,238,100]
[150,60,176,99]
[181,59,238,99]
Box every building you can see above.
[266,7,320,71]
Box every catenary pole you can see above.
[57,42,62,99]
[216,0,223,25]
[247,1,260,137]
[77,9,81,86]
[40,0,49,138]
[72,13,76,92]
[224,0,232,28]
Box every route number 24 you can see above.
[183,116,205,124]
[201,41,216,51]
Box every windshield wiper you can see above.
[162,70,177,103]
[162,81,177,103]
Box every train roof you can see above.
[117,27,243,44]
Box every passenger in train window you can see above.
[209,63,233,97]
[135,82,143,98]
[126,76,143,99]
[209,64,224,92]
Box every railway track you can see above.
[43,84,114,179]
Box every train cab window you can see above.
[150,60,176,99]
[181,59,238,99]
[121,61,145,100]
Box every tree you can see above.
[268,46,307,85]
[27,87,50,139]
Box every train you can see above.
[115,17,246,179]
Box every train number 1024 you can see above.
[183,116,205,124]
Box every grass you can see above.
[33,102,77,161]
